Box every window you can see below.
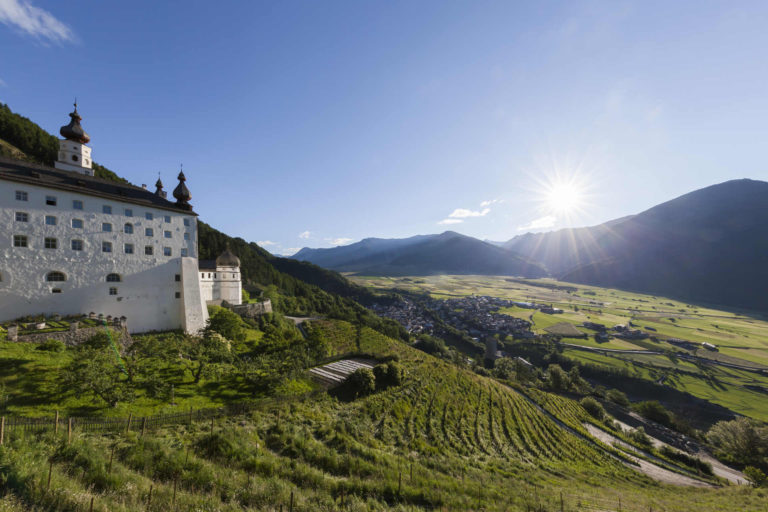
[124,208,133,217]
[15,212,28,222]
[44,238,57,249]
[106,273,121,282]
[164,215,171,223]
[175,292,181,299]
[144,245,153,255]
[124,223,134,234]
[71,155,78,162]
[181,248,188,257]
[109,287,118,296]
[183,232,190,240]
[71,239,83,251]
[52,288,62,294]
[183,218,190,227]
[13,235,28,247]
[175,274,181,282]
[214,273,217,279]
[102,222,112,232]
[46,271,66,282]
[45,215,57,226]
[163,247,172,257]
[164,230,172,239]
[102,241,112,253]
[15,190,28,201]
[145,212,153,220]
[72,219,83,229]
[46,196,57,206]
[102,205,112,214]
[73,200,83,210]
[145,227,154,237]
[124,243,134,254]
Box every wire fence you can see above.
[0,397,294,439]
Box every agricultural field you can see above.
[0,319,764,511]
[349,275,768,422]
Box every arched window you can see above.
[46,271,66,282]
[106,273,121,282]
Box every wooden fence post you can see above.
[210,416,214,435]
[126,412,133,434]
[108,445,115,474]
[54,411,59,435]
[89,496,94,512]
[67,418,72,444]
[398,471,402,494]
[46,459,53,492]
[0,416,4,445]
[147,484,153,511]
[172,475,178,508]
[141,417,147,438]
[289,490,294,512]
[560,492,564,512]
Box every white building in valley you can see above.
[0,104,243,333]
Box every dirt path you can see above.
[583,423,713,487]
[610,418,746,485]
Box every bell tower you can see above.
[54,101,94,176]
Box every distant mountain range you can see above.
[292,231,548,278]
[293,179,768,311]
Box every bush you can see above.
[706,417,768,467]
[373,361,404,390]
[632,400,674,428]
[546,364,570,392]
[659,446,713,475]
[629,427,653,448]
[36,339,65,352]
[606,388,629,407]
[744,466,767,487]
[206,308,246,341]
[580,397,605,420]
[345,368,376,398]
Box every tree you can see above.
[373,361,404,390]
[345,368,376,398]
[206,308,246,342]
[606,388,630,407]
[632,400,674,428]
[743,466,767,487]
[181,333,233,383]
[706,417,768,467]
[580,397,605,420]
[492,357,516,380]
[62,332,133,407]
[546,364,570,392]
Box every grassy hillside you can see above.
[1,321,764,511]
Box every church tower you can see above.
[54,102,94,176]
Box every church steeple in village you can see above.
[54,101,94,176]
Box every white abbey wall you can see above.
[0,179,204,333]
[199,265,242,305]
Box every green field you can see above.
[1,319,764,511]
[349,274,768,421]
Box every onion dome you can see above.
[155,177,164,196]
[216,247,240,267]
[59,102,90,144]
[172,170,192,208]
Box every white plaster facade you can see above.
[199,263,242,306]
[0,177,209,333]
[54,139,93,175]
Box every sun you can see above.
[546,181,584,215]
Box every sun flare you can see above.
[546,181,584,214]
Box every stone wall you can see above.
[230,299,272,318]
[9,322,131,346]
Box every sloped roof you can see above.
[0,156,197,215]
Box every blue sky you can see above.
[2,1,768,255]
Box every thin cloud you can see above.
[0,0,75,43]
[518,215,557,231]
[298,230,311,239]
[328,237,353,246]
[257,240,278,246]
[449,207,490,218]
[480,199,502,207]
[438,218,463,225]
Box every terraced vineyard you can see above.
[1,320,765,511]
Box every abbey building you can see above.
[0,105,242,334]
